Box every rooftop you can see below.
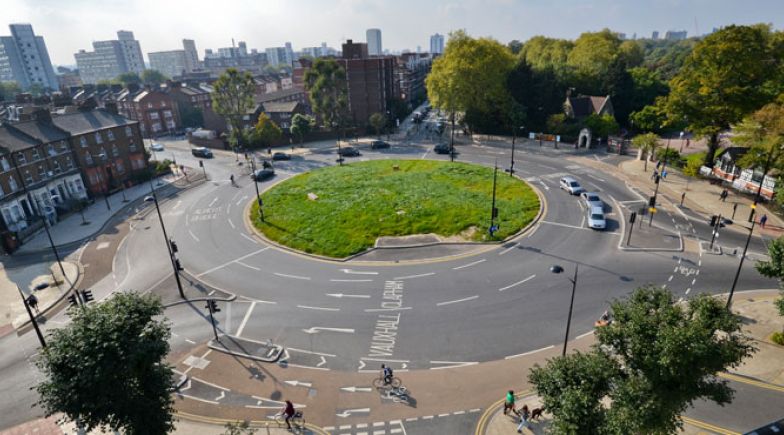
[51,109,136,135]
[0,125,41,153]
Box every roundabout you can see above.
[250,159,540,258]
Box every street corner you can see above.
[475,392,550,435]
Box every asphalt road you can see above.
[0,119,779,432]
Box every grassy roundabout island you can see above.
[250,159,540,258]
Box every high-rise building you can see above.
[429,33,444,55]
[652,31,659,40]
[75,31,145,84]
[285,42,295,64]
[339,40,396,125]
[148,39,202,78]
[0,24,58,90]
[266,46,292,67]
[182,39,200,72]
[665,30,688,41]
[366,29,382,56]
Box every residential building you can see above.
[149,50,189,79]
[652,31,660,40]
[429,33,444,55]
[244,88,310,129]
[665,30,688,41]
[259,101,305,130]
[75,31,145,84]
[0,24,59,90]
[396,53,432,107]
[367,29,382,56]
[183,39,200,72]
[266,46,293,67]
[339,40,396,125]
[116,88,181,137]
[342,39,369,60]
[564,93,614,119]
[203,42,267,76]
[166,81,226,133]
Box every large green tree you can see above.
[212,68,256,148]
[369,112,387,138]
[756,237,784,318]
[35,292,174,434]
[141,69,169,86]
[304,58,348,138]
[251,113,282,150]
[519,36,573,77]
[631,132,660,171]
[507,60,566,132]
[567,29,621,86]
[116,72,142,87]
[665,25,783,167]
[289,113,315,146]
[530,287,755,435]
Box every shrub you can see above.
[682,152,706,177]
[656,147,682,165]
[772,331,784,346]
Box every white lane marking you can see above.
[539,180,550,191]
[225,302,232,336]
[340,268,379,275]
[327,293,371,299]
[430,361,478,370]
[209,197,218,207]
[576,330,594,340]
[393,272,436,280]
[452,259,486,270]
[228,218,236,229]
[498,274,536,291]
[499,243,518,255]
[330,279,374,283]
[287,347,337,357]
[196,247,270,277]
[241,233,258,244]
[172,200,182,210]
[236,195,248,206]
[540,220,584,230]
[668,275,674,282]
[364,307,412,312]
[236,261,261,271]
[236,301,256,337]
[436,295,478,307]
[692,278,697,285]
[303,327,355,334]
[685,288,691,295]
[504,345,555,359]
[297,305,340,312]
[274,272,311,280]
[580,215,586,228]
[188,229,200,242]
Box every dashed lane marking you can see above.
[236,261,260,271]
[228,218,236,229]
[504,345,555,360]
[274,272,311,280]
[452,259,486,270]
[297,305,340,312]
[241,233,258,244]
[331,279,374,283]
[188,229,200,242]
[393,272,435,280]
[498,274,536,291]
[436,295,478,307]
[236,301,256,337]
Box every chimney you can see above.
[104,101,119,115]
[32,107,52,124]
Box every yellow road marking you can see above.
[719,372,784,393]
[474,390,532,435]
[682,416,741,435]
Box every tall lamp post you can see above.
[89,152,111,211]
[649,134,672,226]
[249,158,264,222]
[726,217,756,309]
[449,112,456,162]
[17,286,46,348]
[550,263,579,356]
[145,184,185,298]
[508,125,524,177]
[489,160,499,237]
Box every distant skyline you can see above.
[3,0,783,66]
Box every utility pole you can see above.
[206,300,221,342]
[509,126,523,177]
[250,158,264,222]
[450,112,456,162]
[489,161,498,237]
[146,182,185,298]
[18,286,46,348]
[727,218,756,309]
[649,135,671,226]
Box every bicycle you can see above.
[373,375,402,388]
[273,410,305,429]
[384,385,410,403]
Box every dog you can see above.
[529,407,545,421]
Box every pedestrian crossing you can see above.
[322,408,481,434]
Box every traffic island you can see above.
[249,159,540,259]
[208,335,284,362]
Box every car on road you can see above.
[191,147,213,158]
[434,143,452,154]
[251,168,275,181]
[559,176,585,195]
[587,206,606,230]
[272,152,291,161]
[370,140,390,149]
[149,143,164,152]
[581,192,603,210]
[338,146,361,157]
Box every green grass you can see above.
[251,159,540,258]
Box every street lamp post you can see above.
[509,126,524,177]
[145,185,185,298]
[249,158,264,222]
[450,112,456,162]
[17,286,46,348]
[726,217,756,309]
[489,161,499,237]
[649,135,671,226]
[550,263,578,357]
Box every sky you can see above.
[2,0,783,66]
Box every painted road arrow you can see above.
[302,327,355,334]
[336,408,371,418]
[284,380,312,388]
[340,269,379,275]
[340,386,372,393]
[326,293,371,299]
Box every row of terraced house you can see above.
[0,107,146,251]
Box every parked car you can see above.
[580,192,603,210]
[370,140,390,149]
[559,176,585,195]
[434,143,452,154]
[191,147,213,158]
[272,152,291,161]
[251,168,275,181]
[587,206,606,230]
[338,146,361,157]
[150,143,164,152]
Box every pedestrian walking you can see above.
[515,404,530,433]
[503,390,515,415]
[760,214,768,229]
[656,160,663,170]
[26,294,39,313]
[651,169,659,182]
[720,189,728,202]
[661,169,668,179]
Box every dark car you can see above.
[272,152,291,161]
[338,146,361,157]
[251,168,275,181]
[191,147,213,158]
[370,140,390,149]
[434,143,452,154]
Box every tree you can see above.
[519,36,573,77]
[116,72,141,87]
[251,113,282,150]
[530,287,755,435]
[584,113,619,139]
[665,25,783,167]
[212,68,256,149]
[0,81,20,102]
[756,237,784,318]
[290,113,315,146]
[369,112,387,138]
[304,58,348,139]
[141,69,168,86]
[507,60,567,132]
[507,39,523,55]
[179,106,204,129]
[631,132,660,171]
[630,99,668,133]
[35,292,174,434]
[567,29,621,86]
[628,67,668,115]
[601,58,635,125]
[617,40,644,68]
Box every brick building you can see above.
[116,88,181,137]
[166,81,226,133]
[339,40,396,125]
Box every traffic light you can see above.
[67,294,79,307]
[80,290,94,304]
[648,196,656,207]
[206,300,220,313]
[175,259,184,271]
[710,215,718,227]
[629,211,637,223]
[169,239,178,254]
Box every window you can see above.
[31,148,40,160]
[47,144,56,156]
[16,152,26,164]
[99,148,107,160]
[38,165,46,179]
[66,156,74,170]
[0,182,4,197]
[95,132,103,144]
[112,145,119,157]
[59,141,68,152]
[125,126,132,137]
[53,160,61,174]
[115,161,125,174]
[9,176,18,192]
[161,101,166,107]
[149,112,159,120]
[107,130,115,140]
[80,136,87,147]
[147,103,153,109]
[129,141,137,152]
[0,157,9,172]
[166,120,176,129]
[24,170,33,185]
[85,152,93,165]
[152,122,162,132]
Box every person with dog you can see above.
[515,404,530,432]
[503,390,515,415]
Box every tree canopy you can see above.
[141,69,169,86]
[251,113,282,149]
[116,72,141,87]
[212,68,256,146]
[369,112,387,137]
[304,58,348,130]
[35,292,174,434]
[290,113,315,145]
[567,29,622,84]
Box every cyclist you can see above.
[281,400,295,430]
[381,364,393,385]
[230,174,235,186]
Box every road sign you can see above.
[629,211,637,223]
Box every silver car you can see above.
[587,206,606,230]
[559,176,585,195]
[581,192,603,210]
